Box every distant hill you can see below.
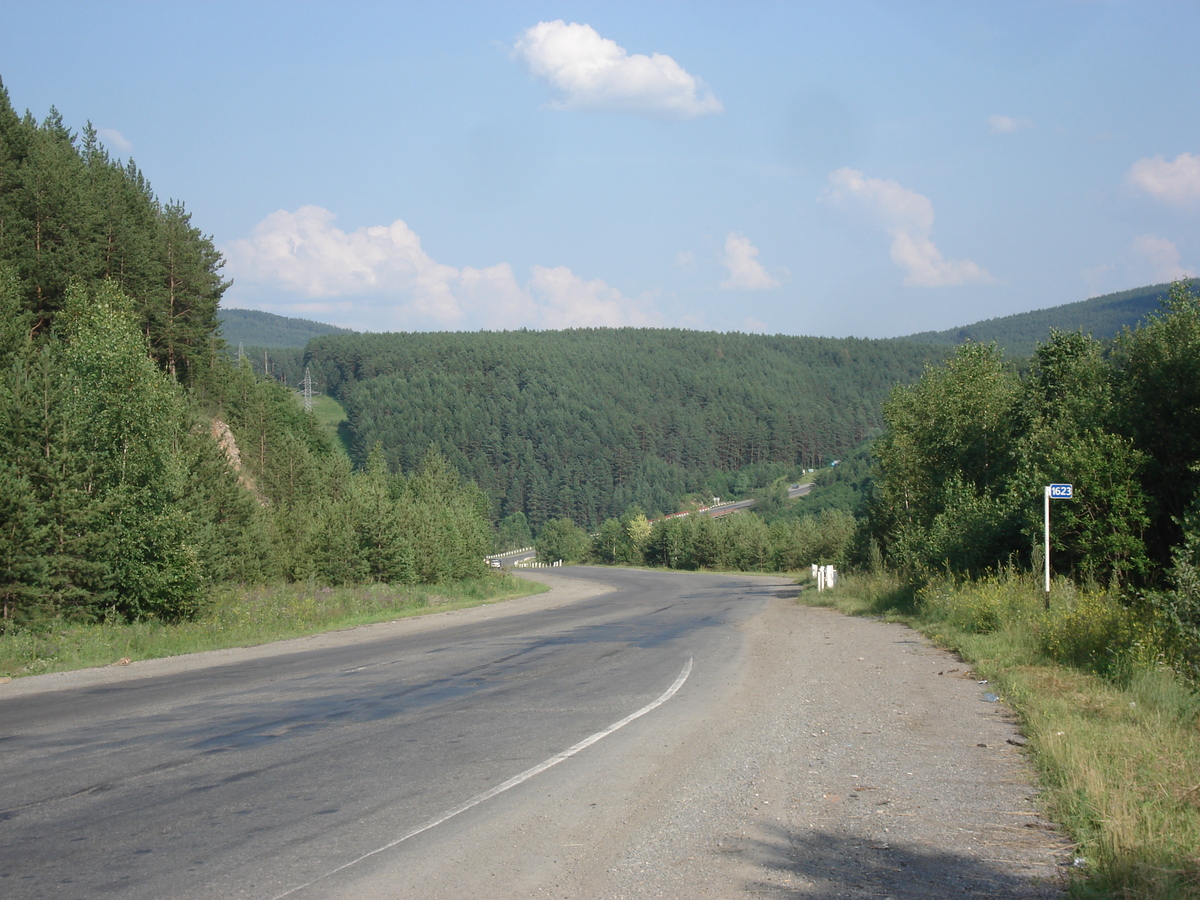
[217,308,356,348]
[306,328,937,527]
[901,280,1197,358]
[220,280,1196,358]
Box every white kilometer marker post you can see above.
[1044,484,1073,609]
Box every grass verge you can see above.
[802,570,1200,899]
[0,574,546,679]
[308,392,353,458]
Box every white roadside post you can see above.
[1044,483,1073,609]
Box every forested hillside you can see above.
[306,329,937,528]
[215,310,357,389]
[902,281,1193,357]
[218,308,355,348]
[0,81,490,629]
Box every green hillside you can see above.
[220,280,1191,360]
[222,283,1196,535]
[217,307,355,348]
[901,281,1196,357]
[307,328,938,528]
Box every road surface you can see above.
[0,568,1066,898]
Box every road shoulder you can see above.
[589,594,1071,898]
[0,571,611,700]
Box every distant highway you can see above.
[706,481,813,518]
[490,482,818,565]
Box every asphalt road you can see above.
[706,483,812,518]
[0,568,786,899]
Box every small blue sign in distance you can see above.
[1049,484,1073,499]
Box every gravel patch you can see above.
[591,596,1071,898]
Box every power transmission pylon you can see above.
[302,366,314,413]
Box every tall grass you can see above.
[308,392,352,458]
[801,568,918,617]
[0,574,544,679]
[807,569,1200,898]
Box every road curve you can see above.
[0,568,1067,898]
[0,569,775,898]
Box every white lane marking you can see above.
[272,657,693,899]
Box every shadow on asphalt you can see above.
[738,822,1065,899]
[768,587,800,600]
[741,584,800,601]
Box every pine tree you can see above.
[150,201,227,383]
[355,445,409,582]
[11,109,86,326]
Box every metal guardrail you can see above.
[487,546,534,561]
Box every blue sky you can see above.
[3,2,1198,337]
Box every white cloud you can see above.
[988,114,1033,134]
[1082,235,1193,295]
[741,317,769,333]
[720,233,782,290]
[513,20,722,119]
[98,127,133,153]
[459,263,539,325]
[1127,152,1200,207]
[224,206,660,330]
[674,250,696,271]
[1131,234,1193,282]
[822,168,993,287]
[529,266,662,328]
[225,206,462,321]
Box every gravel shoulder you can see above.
[589,592,1072,898]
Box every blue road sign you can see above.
[1049,484,1073,499]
